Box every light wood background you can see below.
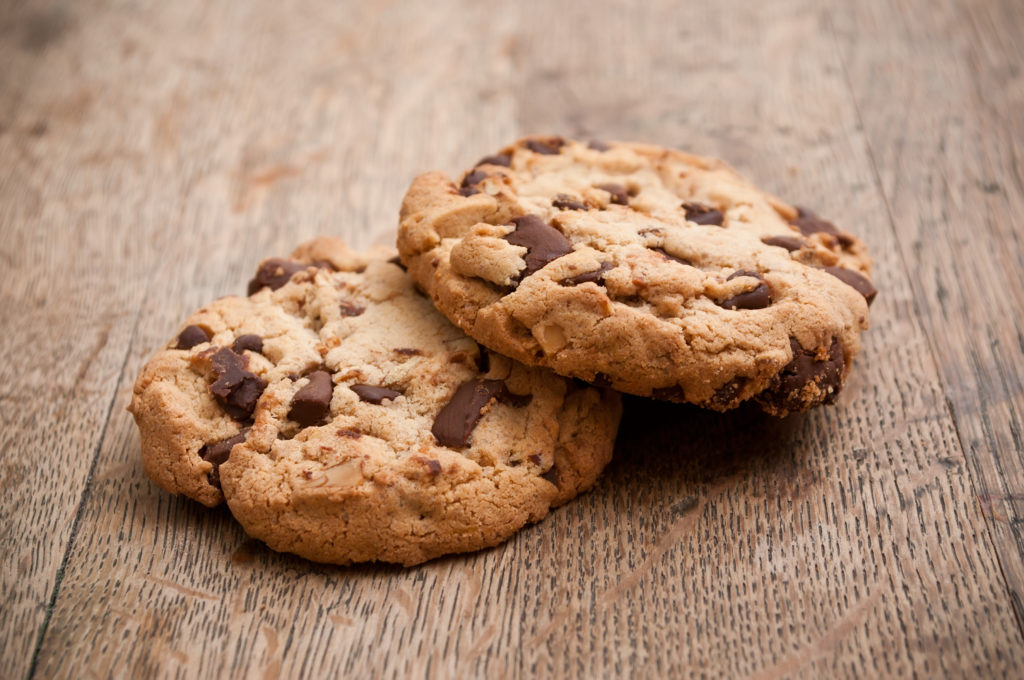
[2,0,1022,677]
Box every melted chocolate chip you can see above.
[176,325,210,350]
[587,140,610,151]
[719,270,773,310]
[459,169,487,196]
[387,255,407,271]
[681,202,724,226]
[761,338,844,412]
[247,258,308,295]
[650,247,692,266]
[791,207,855,247]
[288,370,333,426]
[339,301,365,317]
[540,466,560,485]
[762,235,805,252]
[431,379,525,448]
[524,137,565,155]
[200,429,249,488]
[710,377,747,407]
[597,183,629,205]
[561,262,614,286]
[650,385,687,402]
[476,153,511,167]
[209,348,267,421]
[350,384,402,404]
[503,215,573,281]
[231,334,263,355]
[824,267,877,305]
[552,194,588,211]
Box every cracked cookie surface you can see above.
[128,237,621,566]
[397,136,877,415]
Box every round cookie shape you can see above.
[397,136,877,415]
[128,237,621,565]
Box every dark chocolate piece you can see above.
[824,267,877,305]
[288,370,333,426]
[681,202,723,226]
[552,194,588,211]
[176,325,210,350]
[719,270,773,310]
[209,348,267,421]
[476,153,511,167]
[597,183,629,205]
[524,137,565,155]
[431,379,528,447]
[561,262,614,286]
[350,384,402,404]
[503,215,573,280]
[761,235,805,252]
[247,258,308,295]
[231,334,263,355]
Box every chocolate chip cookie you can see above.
[397,136,877,415]
[128,237,621,565]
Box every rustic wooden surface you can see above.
[2,0,1022,677]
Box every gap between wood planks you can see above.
[25,303,146,680]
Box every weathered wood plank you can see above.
[831,0,1024,623]
[8,0,1022,677]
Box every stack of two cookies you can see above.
[129,137,876,565]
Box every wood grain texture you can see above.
[831,0,1024,624]
[1,0,1021,677]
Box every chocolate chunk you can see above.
[476,153,511,167]
[339,301,365,317]
[650,385,687,402]
[561,262,614,286]
[394,348,422,356]
[597,183,629,205]
[762,235,805,252]
[201,430,248,466]
[459,169,487,196]
[824,267,878,305]
[528,453,543,465]
[350,384,402,404]
[681,202,724,226]
[524,137,565,155]
[247,258,308,295]
[209,348,267,421]
[719,270,773,310]
[650,247,692,266]
[176,325,210,350]
[761,337,844,412]
[709,377,747,407]
[540,466,560,485]
[200,429,249,489]
[231,334,263,355]
[503,215,573,281]
[791,206,854,247]
[552,194,588,211]
[431,379,509,448]
[423,459,442,476]
[587,140,610,151]
[337,429,361,439]
[387,255,407,271]
[288,370,333,426]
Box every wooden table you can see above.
[2,0,1022,677]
